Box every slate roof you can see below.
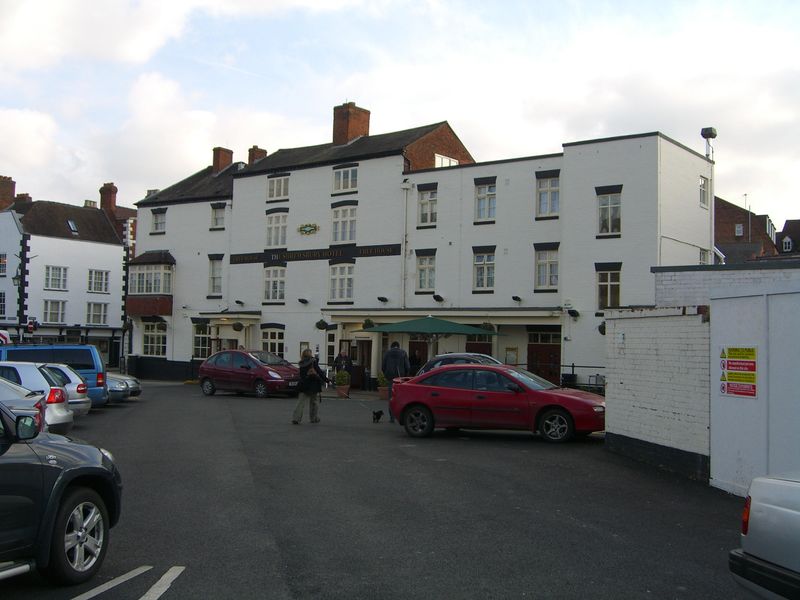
[778,219,800,254]
[129,250,176,265]
[136,163,243,207]
[8,200,122,244]
[239,122,446,176]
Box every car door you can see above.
[209,352,233,390]
[417,369,474,427]
[228,352,256,392]
[470,369,531,429]
[0,408,45,559]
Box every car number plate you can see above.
[288,381,298,386]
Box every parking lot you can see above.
[2,382,747,599]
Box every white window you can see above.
[699,176,709,208]
[535,250,559,289]
[44,265,68,290]
[67,219,78,234]
[211,206,225,228]
[0,253,6,276]
[0,291,5,318]
[330,265,354,301]
[735,223,744,237]
[598,270,621,309]
[475,184,496,221]
[333,167,358,192]
[152,211,166,233]
[268,177,290,200]
[88,269,109,293]
[332,207,357,243]
[266,213,287,248]
[598,193,621,234]
[143,323,166,356]
[264,267,285,301]
[418,190,437,226]
[435,154,459,168]
[209,259,222,295]
[537,178,559,217]
[43,299,66,323]
[86,302,108,325]
[473,253,495,290]
[262,329,285,357]
[129,265,173,295]
[783,237,793,252]
[417,256,435,291]
[193,324,211,359]
[699,249,710,265]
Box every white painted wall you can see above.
[0,212,22,325]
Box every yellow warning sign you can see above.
[727,371,756,384]
[720,373,727,381]
[726,347,757,361]
[720,349,727,359]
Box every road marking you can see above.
[139,566,186,600]
[71,565,153,600]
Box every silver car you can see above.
[0,376,46,432]
[109,372,141,397]
[0,361,73,434]
[106,373,131,402]
[729,471,800,598]
[44,363,92,417]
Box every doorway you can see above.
[526,326,561,384]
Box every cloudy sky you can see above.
[1,0,798,229]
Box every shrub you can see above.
[377,371,388,387]
[335,370,351,385]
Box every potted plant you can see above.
[377,371,389,401]
[334,369,351,398]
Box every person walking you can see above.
[333,351,353,376]
[293,348,329,424]
[381,341,410,423]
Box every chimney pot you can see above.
[333,102,370,145]
[248,145,268,165]
[84,199,97,208]
[99,182,118,214]
[0,175,16,210]
[213,147,234,174]
[15,193,31,203]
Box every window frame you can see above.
[261,329,285,358]
[264,267,286,301]
[332,206,357,243]
[474,184,496,222]
[333,167,358,193]
[86,302,108,325]
[43,299,66,324]
[0,290,5,319]
[44,265,68,290]
[87,269,110,293]
[597,269,621,310]
[0,253,6,276]
[208,259,222,295]
[211,205,225,229]
[268,176,290,200]
[418,190,438,226]
[152,211,166,233]
[598,193,622,235]
[266,213,287,248]
[535,249,559,290]
[434,154,459,168]
[193,323,211,359]
[329,264,354,301]
[699,176,709,208]
[142,322,167,357]
[536,177,560,218]
[416,255,436,292]
[128,265,173,295]
[473,252,495,291]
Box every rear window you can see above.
[51,349,97,371]
[43,366,69,386]
[38,366,61,387]
[6,348,54,363]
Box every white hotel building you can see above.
[127,103,713,386]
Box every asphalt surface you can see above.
[2,383,748,599]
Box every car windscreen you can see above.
[249,351,289,366]
[43,366,69,387]
[507,367,558,391]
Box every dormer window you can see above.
[784,237,793,252]
[67,219,78,235]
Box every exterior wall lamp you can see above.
[433,294,444,302]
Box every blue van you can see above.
[0,344,108,406]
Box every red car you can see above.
[198,349,300,398]
[390,363,605,442]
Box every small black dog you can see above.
[372,410,384,423]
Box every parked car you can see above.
[198,349,300,397]
[43,363,92,417]
[416,352,502,375]
[106,373,131,402]
[390,363,605,442]
[729,471,800,599]
[0,376,46,432]
[0,400,122,584]
[0,344,108,406]
[0,361,73,434]
[110,372,141,396]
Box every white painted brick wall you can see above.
[656,268,800,307]
[605,308,710,456]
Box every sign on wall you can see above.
[719,346,758,398]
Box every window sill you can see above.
[472,290,494,294]
[43,288,69,293]
[206,295,222,300]
[473,220,495,226]
[266,198,290,204]
[209,227,225,232]
[327,301,354,305]
[596,234,621,239]
[416,224,437,230]
[262,302,285,306]
[534,288,558,293]
[150,231,166,236]
[87,291,111,295]
[535,215,559,221]
[415,291,435,295]
[331,190,358,197]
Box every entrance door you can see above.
[354,339,372,388]
[526,326,561,384]
[408,340,428,375]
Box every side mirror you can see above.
[16,415,39,441]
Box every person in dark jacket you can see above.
[381,341,410,423]
[293,348,330,424]
[333,351,353,376]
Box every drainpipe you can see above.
[400,179,412,309]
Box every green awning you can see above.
[363,316,496,336]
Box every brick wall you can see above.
[404,123,475,171]
[605,307,710,458]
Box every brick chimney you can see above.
[333,102,370,145]
[15,193,31,203]
[248,145,268,165]
[212,147,233,174]
[99,182,118,216]
[0,176,15,210]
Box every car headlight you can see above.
[593,405,605,413]
[100,448,115,463]
[267,370,282,380]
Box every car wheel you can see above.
[201,378,216,396]
[254,380,269,398]
[404,405,434,438]
[42,487,109,585]
[538,408,573,443]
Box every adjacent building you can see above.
[714,196,778,263]
[127,103,714,384]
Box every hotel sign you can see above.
[230,243,401,266]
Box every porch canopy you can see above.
[362,315,497,336]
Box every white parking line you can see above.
[71,565,153,600]
[139,566,186,600]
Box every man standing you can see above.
[381,341,410,423]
